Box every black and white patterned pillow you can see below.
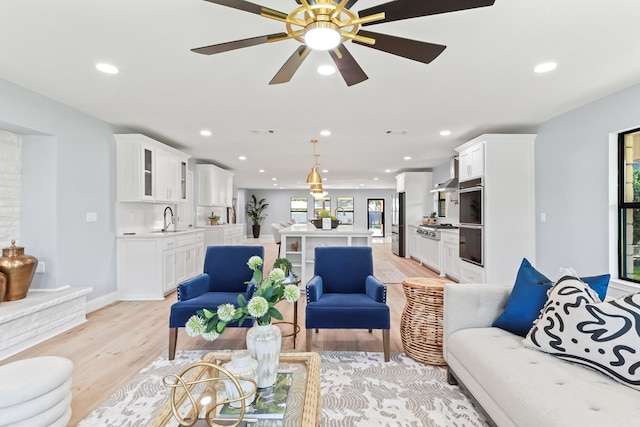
[524,276,640,390]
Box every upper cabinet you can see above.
[197,164,234,207]
[458,141,484,182]
[116,134,190,203]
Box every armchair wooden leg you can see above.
[169,328,178,360]
[368,329,372,333]
[382,329,390,362]
[306,329,313,352]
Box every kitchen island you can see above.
[279,223,373,283]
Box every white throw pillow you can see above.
[524,276,640,390]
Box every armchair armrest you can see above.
[443,283,511,352]
[365,275,387,303]
[177,274,210,301]
[306,276,323,302]
[245,283,257,300]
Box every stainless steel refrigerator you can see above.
[391,192,405,257]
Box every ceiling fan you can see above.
[192,0,495,86]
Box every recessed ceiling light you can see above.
[323,177,327,181]
[320,130,331,136]
[322,169,328,173]
[200,130,212,136]
[385,169,392,173]
[534,62,557,73]
[96,63,119,74]
[360,183,365,186]
[272,177,277,181]
[404,156,412,160]
[238,156,247,160]
[273,183,278,186]
[440,130,451,136]
[373,177,379,181]
[258,169,265,173]
[317,65,336,75]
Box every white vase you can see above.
[246,323,282,388]
[221,350,258,408]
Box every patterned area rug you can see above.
[80,350,486,426]
[374,261,407,284]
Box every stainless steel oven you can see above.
[459,225,483,266]
[459,177,483,266]
[459,178,482,225]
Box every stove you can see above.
[417,225,441,240]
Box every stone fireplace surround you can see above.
[0,287,91,361]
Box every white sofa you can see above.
[443,283,640,427]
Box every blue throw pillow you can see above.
[492,259,610,337]
[492,259,553,337]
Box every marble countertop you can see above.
[280,223,372,235]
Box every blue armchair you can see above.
[305,246,390,361]
[168,245,264,360]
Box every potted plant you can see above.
[208,213,220,225]
[246,195,268,238]
[428,211,437,224]
[311,209,339,229]
[273,257,294,278]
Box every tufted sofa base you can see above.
[444,283,640,427]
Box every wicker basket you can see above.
[400,277,450,366]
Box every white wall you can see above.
[535,81,640,280]
[0,78,120,301]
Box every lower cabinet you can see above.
[416,235,441,273]
[442,231,461,281]
[202,225,244,246]
[459,261,485,284]
[117,230,204,300]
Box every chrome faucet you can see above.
[163,206,174,232]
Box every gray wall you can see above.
[0,78,119,301]
[243,188,395,238]
[535,82,640,277]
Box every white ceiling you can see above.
[2,0,640,190]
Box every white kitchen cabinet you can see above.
[458,142,484,182]
[455,134,536,284]
[116,134,190,203]
[117,230,204,300]
[407,226,417,259]
[441,230,461,281]
[197,164,234,206]
[416,234,440,273]
[202,225,244,247]
[163,238,177,294]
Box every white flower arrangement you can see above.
[185,256,300,341]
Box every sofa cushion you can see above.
[524,277,640,390]
[492,259,610,337]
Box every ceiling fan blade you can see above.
[203,0,284,16]
[329,45,368,87]
[269,46,311,85]
[359,0,495,26]
[191,33,287,55]
[353,30,446,64]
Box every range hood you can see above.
[430,156,459,193]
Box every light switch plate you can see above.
[86,212,97,222]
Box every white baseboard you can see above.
[86,291,118,313]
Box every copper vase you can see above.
[0,240,38,301]
[0,272,6,304]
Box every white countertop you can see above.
[280,223,372,235]
[116,228,200,238]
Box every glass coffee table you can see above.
[149,352,321,427]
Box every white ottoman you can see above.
[0,356,73,427]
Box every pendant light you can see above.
[306,139,322,186]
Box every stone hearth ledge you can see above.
[0,287,92,361]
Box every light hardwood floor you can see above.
[3,242,444,426]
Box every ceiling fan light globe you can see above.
[304,22,340,51]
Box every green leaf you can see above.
[216,321,227,333]
[202,308,215,319]
[237,294,247,307]
[262,286,274,300]
[268,307,283,320]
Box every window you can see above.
[336,197,354,224]
[437,191,446,217]
[619,128,640,282]
[313,198,331,217]
[290,197,308,223]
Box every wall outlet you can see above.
[36,262,45,274]
[86,212,97,222]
